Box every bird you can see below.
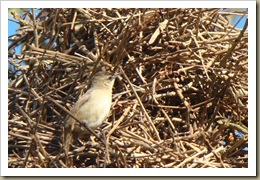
[63,70,117,165]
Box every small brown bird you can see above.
[63,70,117,164]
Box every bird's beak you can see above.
[111,72,121,80]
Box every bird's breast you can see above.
[76,89,112,129]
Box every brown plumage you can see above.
[63,70,117,166]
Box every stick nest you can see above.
[8,8,248,168]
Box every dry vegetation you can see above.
[8,8,248,168]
